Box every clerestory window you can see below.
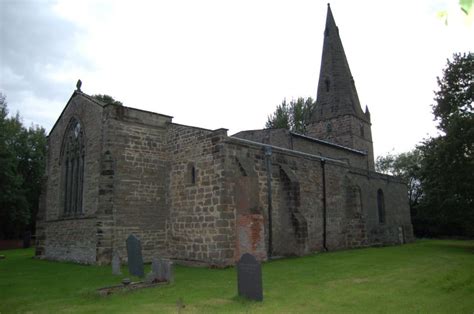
[62,118,85,215]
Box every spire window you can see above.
[325,79,330,92]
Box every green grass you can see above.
[1,240,473,313]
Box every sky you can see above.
[1,0,473,158]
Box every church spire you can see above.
[312,4,367,122]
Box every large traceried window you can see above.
[62,118,85,215]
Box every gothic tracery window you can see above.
[62,118,85,215]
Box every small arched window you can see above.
[62,118,85,215]
[186,162,196,185]
[360,124,364,137]
[326,122,332,133]
[377,189,385,224]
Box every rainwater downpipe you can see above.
[264,146,273,258]
[321,158,328,251]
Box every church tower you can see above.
[307,4,374,170]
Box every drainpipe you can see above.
[321,158,328,251]
[264,146,273,258]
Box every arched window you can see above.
[326,122,332,133]
[377,189,385,224]
[62,118,85,215]
[360,124,364,138]
[186,162,196,185]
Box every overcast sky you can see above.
[1,0,472,158]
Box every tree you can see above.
[376,149,423,211]
[0,94,29,239]
[92,94,123,106]
[266,97,315,134]
[0,93,47,239]
[416,52,473,237]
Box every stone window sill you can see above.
[46,214,97,223]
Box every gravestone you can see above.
[237,253,263,301]
[144,257,173,284]
[112,252,122,275]
[126,234,144,277]
[145,257,161,284]
[161,259,174,283]
[151,257,161,277]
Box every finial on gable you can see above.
[76,79,82,92]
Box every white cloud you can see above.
[2,0,472,157]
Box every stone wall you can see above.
[166,125,234,266]
[37,92,104,264]
[99,105,172,263]
[233,129,369,169]
[37,92,413,266]
[43,217,97,263]
[223,137,413,260]
[307,115,375,170]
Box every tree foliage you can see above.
[375,150,423,210]
[92,94,123,106]
[266,97,315,134]
[0,93,47,239]
[415,52,474,237]
[377,52,473,237]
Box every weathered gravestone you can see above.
[146,257,174,283]
[161,259,174,283]
[145,257,161,284]
[126,234,144,277]
[237,253,263,301]
[112,252,122,275]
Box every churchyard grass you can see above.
[1,239,473,313]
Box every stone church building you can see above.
[36,5,413,265]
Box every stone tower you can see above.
[308,4,374,170]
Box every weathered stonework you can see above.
[36,5,414,266]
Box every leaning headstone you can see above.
[112,252,122,275]
[23,231,31,248]
[237,253,263,301]
[126,234,144,277]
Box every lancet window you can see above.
[62,118,85,215]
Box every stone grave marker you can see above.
[145,257,161,283]
[112,252,122,275]
[237,253,263,301]
[161,259,174,283]
[144,257,174,284]
[126,234,144,277]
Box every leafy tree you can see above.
[92,94,123,106]
[266,97,315,134]
[416,52,473,237]
[0,93,46,239]
[376,149,423,211]
[0,95,29,239]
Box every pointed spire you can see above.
[312,4,368,122]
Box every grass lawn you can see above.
[1,239,473,313]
